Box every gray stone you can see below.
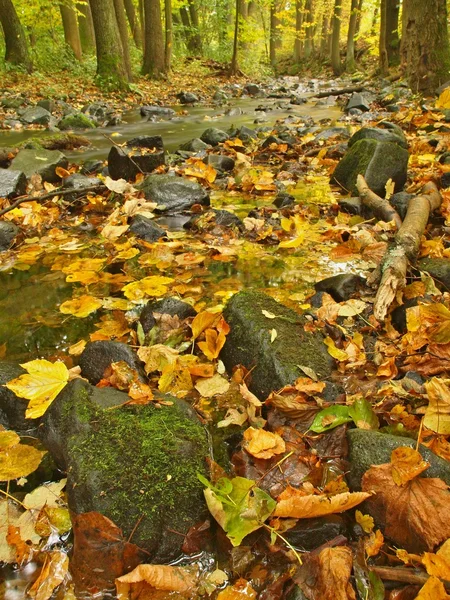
[62,173,102,192]
[140,297,197,333]
[79,341,145,385]
[207,154,235,172]
[345,93,371,112]
[331,139,409,197]
[129,214,165,242]
[80,159,104,175]
[0,169,27,198]
[108,136,165,181]
[138,174,210,213]
[20,106,52,125]
[10,149,68,183]
[220,291,334,400]
[337,197,363,215]
[177,92,199,104]
[213,90,228,102]
[37,99,55,113]
[315,127,351,141]
[244,84,263,96]
[39,378,209,562]
[314,274,366,302]
[283,515,348,551]
[140,105,175,119]
[231,126,257,142]
[347,429,450,490]
[418,258,450,292]
[178,138,210,153]
[390,191,413,220]
[348,125,407,149]
[58,113,96,130]
[200,128,229,146]
[0,221,19,251]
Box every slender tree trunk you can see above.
[164,0,172,72]
[355,0,363,35]
[179,7,196,54]
[124,0,142,48]
[370,4,379,37]
[346,0,358,71]
[113,0,133,80]
[89,0,129,89]
[270,0,281,67]
[401,0,450,94]
[331,0,342,75]
[60,3,82,60]
[379,0,389,74]
[294,0,304,62]
[77,1,95,53]
[320,15,330,57]
[0,0,32,71]
[142,0,165,78]
[248,0,257,17]
[386,0,399,65]
[187,0,202,54]
[238,0,248,49]
[303,0,314,58]
[230,0,240,74]
[139,0,145,52]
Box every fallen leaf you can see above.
[391,447,430,485]
[355,510,374,533]
[194,373,230,397]
[59,295,103,318]
[274,487,370,518]
[28,551,69,600]
[137,344,178,374]
[415,575,450,599]
[116,564,197,599]
[243,427,286,459]
[6,526,33,564]
[423,539,450,579]
[197,328,227,360]
[0,438,46,481]
[5,359,69,418]
[0,500,21,562]
[261,310,277,319]
[216,578,257,600]
[424,378,450,434]
[191,311,220,339]
[365,529,384,557]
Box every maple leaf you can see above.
[5,359,69,418]
[59,295,103,318]
[362,463,450,551]
[274,486,370,518]
[116,564,197,599]
[243,427,286,459]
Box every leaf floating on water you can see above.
[5,359,69,419]
[274,487,370,519]
[59,295,103,318]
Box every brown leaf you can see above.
[362,464,450,551]
[391,447,430,485]
[243,427,286,459]
[274,486,369,518]
[116,564,198,600]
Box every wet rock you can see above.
[0,169,27,198]
[138,173,210,213]
[315,127,351,141]
[213,90,228,102]
[390,191,413,220]
[1,97,24,109]
[274,192,295,208]
[177,92,199,104]
[108,136,165,181]
[140,105,175,119]
[337,197,363,215]
[440,172,450,189]
[82,103,107,120]
[314,274,366,302]
[178,138,210,153]
[225,107,243,117]
[0,221,19,251]
[80,159,104,175]
[20,106,52,126]
[79,341,145,385]
[37,99,55,113]
[418,258,450,292]
[231,126,257,141]
[221,291,334,400]
[207,154,235,172]
[283,515,348,551]
[348,125,407,149]
[345,93,371,112]
[0,362,31,433]
[200,128,229,146]
[11,148,68,183]
[244,84,263,97]
[58,113,96,130]
[331,139,409,197]
[140,297,197,333]
[347,429,450,490]
[184,209,244,232]
[261,135,285,149]
[39,378,209,562]
[62,173,102,193]
[129,214,165,242]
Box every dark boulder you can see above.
[314,274,366,302]
[389,191,413,220]
[244,84,263,97]
[129,214,165,242]
[62,173,102,194]
[178,138,210,153]
[20,106,52,126]
[418,258,450,292]
[79,341,145,385]
[200,128,229,146]
[140,297,197,333]
[0,362,32,433]
[348,125,407,149]
[0,221,19,251]
[140,105,175,119]
[207,154,235,172]
[138,173,210,213]
[10,149,68,183]
[108,136,165,181]
[274,192,295,208]
[177,92,199,104]
[0,169,27,198]
[344,93,371,112]
[37,99,55,113]
[232,126,257,141]
[221,291,334,400]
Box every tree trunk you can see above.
[179,7,196,54]
[238,0,248,50]
[248,0,257,17]
[77,1,96,53]
[187,0,202,54]
[0,0,32,71]
[142,0,165,78]
[164,0,172,72]
[379,0,389,74]
[230,0,240,74]
[370,3,379,37]
[89,0,129,89]
[124,0,142,48]
[355,0,363,35]
[60,3,82,60]
[401,0,450,94]
[303,0,314,59]
[293,0,304,62]
[113,0,133,80]
[269,0,281,67]
[330,0,342,75]
[346,0,358,71]
[386,0,399,66]
[320,14,330,57]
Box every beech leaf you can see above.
[274,487,370,518]
[59,295,103,318]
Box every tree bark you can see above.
[320,15,330,57]
[386,0,399,66]
[77,1,96,53]
[230,0,240,74]
[179,7,196,54]
[330,0,342,75]
[379,0,389,74]
[303,0,314,59]
[164,0,172,72]
[0,0,32,71]
[346,0,358,71]
[269,0,281,67]
[142,0,165,78]
[187,0,202,54]
[124,0,142,48]
[113,0,133,81]
[355,0,363,35]
[60,3,82,60]
[293,0,304,62]
[89,0,129,89]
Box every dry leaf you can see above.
[197,328,227,360]
[274,486,369,518]
[194,373,230,397]
[423,538,450,579]
[355,510,374,534]
[191,311,220,339]
[364,529,384,557]
[243,427,286,459]
[424,378,450,434]
[391,447,430,485]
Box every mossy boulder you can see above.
[58,113,97,131]
[0,362,30,433]
[331,139,409,197]
[347,429,450,490]
[220,291,334,400]
[40,379,210,562]
[19,133,90,151]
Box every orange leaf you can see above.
[274,487,370,518]
[191,311,220,339]
[116,564,197,599]
[217,578,257,600]
[243,427,286,459]
[197,329,226,360]
[391,447,430,485]
[364,529,384,557]
[415,576,450,599]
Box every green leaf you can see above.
[309,405,352,433]
[348,398,379,430]
[199,476,276,546]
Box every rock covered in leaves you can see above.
[108,136,165,181]
[220,290,334,399]
[79,341,145,385]
[39,378,210,562]
[10,148,68,183]
[140,297,196,333]
[138,173,210,213]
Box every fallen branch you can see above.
[0,184,106,218]
[356,174,402,229]
[314,85,365,99]
[370,566,450,591]
[373,181,441,321]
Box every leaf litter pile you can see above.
[3,88,450,599]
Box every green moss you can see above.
[58,113,96,131]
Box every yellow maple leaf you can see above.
[59,295,103,318]
[121,276,174,300]
[0,431,46,481]
[355,510,374,533]
[5,359,69,418]
[436,88,450,109]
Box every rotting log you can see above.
[356,174,402,229]
[372,181,441,321]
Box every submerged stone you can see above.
[283,515,348,551]
[39,378,210,562]
[221,291,334,400]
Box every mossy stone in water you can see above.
[40,379,210,561]
[220,290,334,400]
[58,113,96,130]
